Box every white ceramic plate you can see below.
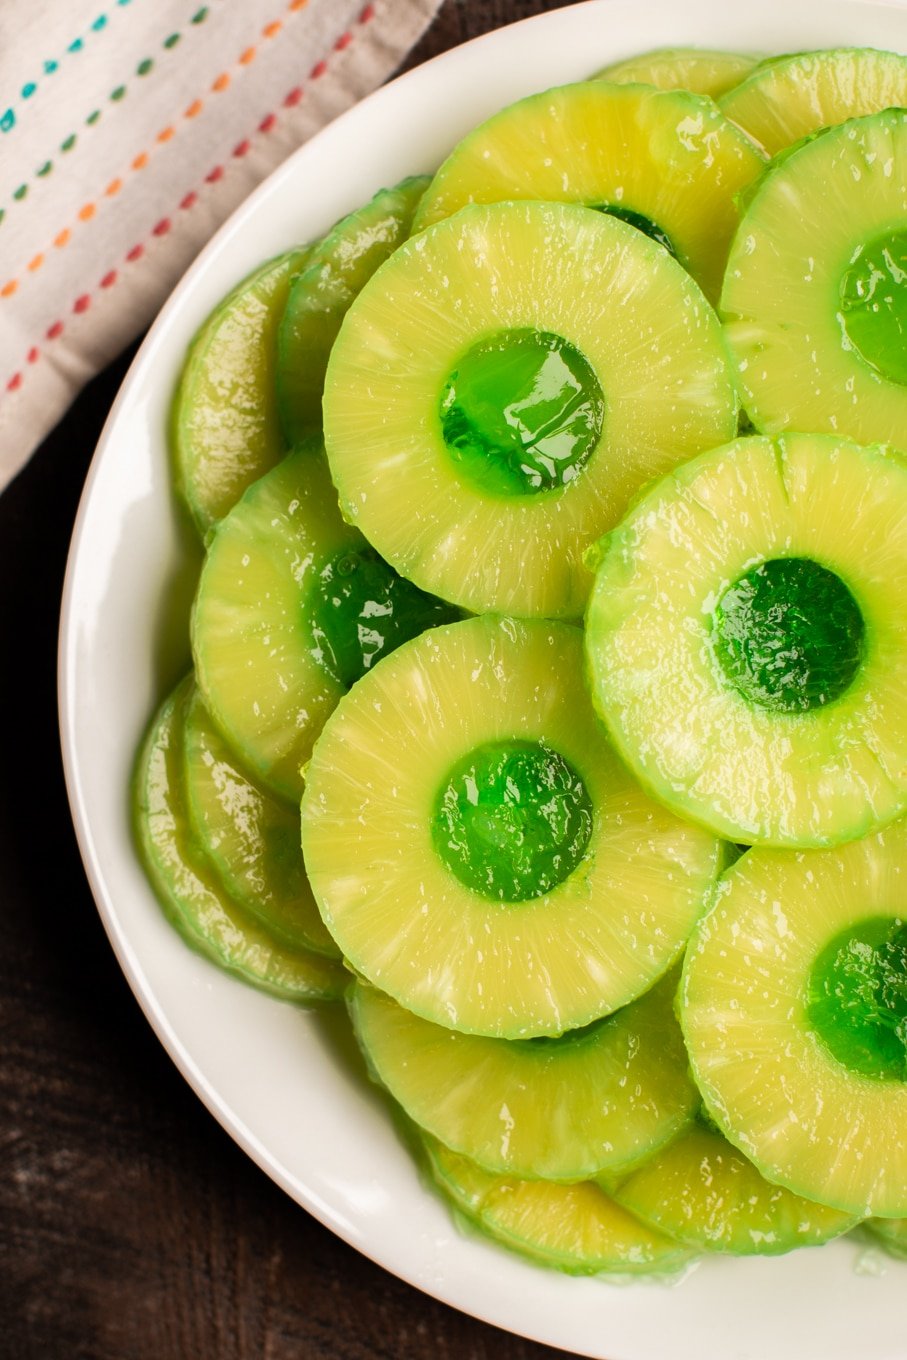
[60,3,907,1357]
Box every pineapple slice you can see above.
[349,970,698,1182]
[721,47,907,155]
[182,688,339,957]
[865,1217,907,1259]
[192,444,457,800]
[301,616,720,1038]
[594,47,757,99]
[412,82,765,303]
[586,433,907,848]
[132,677,346,1003]
[606,1116,858,1254]
[171,248,308,535]
[277,176,429,446]
[323,200,737,620]
[722,109,907,449]
[422,1136,694,1276]
[681,832,907,1218]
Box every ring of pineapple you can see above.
[301,615,720,1038]
[411,82,766,304]
[585,433,907,847]
[680,827,907,1219]
[323,200,737,620]
[721,109,907,447]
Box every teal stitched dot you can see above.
[13,184,27,200]
[21,82,37,99]
[61,133,77,151]
[86,109,101,125]
[164,32,180,48]
[69,38,84,52]
[137,58,153,75]
[117,0,132,6]
[191,7,208,23]
[110,86,126,101]
[37,161,53,176]
[44,60,58,74]
[1,109,15,132]
[92,14,108,29]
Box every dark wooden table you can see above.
[0,4,593,1357]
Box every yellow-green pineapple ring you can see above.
[722,109,907,447]
[412,81,765,303]
[720,47,907,156]
[681,829,907,1218]
[301,615,721,1038]
[594,47,758,100]
[585,433,907,847]
[323,200,737,620]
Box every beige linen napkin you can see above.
[0,0,441,488]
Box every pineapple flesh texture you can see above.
[595,47,758,99]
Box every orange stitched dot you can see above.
[105,178,123,197]
[55,229,71,248]
[132,152,149,171]
[157,126,175,143]
[239,46,256,64]
[185,99,203,118]
[79,203,96,221]
[289,0,309,11]
[212,72,230,92]
[263,20,281,37]
[28,254,44,272]
[1,280,18,297]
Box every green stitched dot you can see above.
[13,184,27,200]
[191,7,208,23]
[44,60,58,74]
[37,161,53,176]
[0,110,15,132]
[21,82,37,99]
[136,58,153,75]
[69,38,84,53]
[164,32,181,48]
[61,133,77,151]
[0,210,5,226]
[86,109,101,125]
[92,14,108,29]
[110,86,126,101]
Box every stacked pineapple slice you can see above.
[134,43,907,1277]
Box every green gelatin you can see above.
[713,557,865,713]
[432,739,593,902]
[808,916,907,1081]
[311,545,459,690]
[439,329,604,495]
[596,205,675,256]
[839,230,907,387]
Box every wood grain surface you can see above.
[0,4,601,1357]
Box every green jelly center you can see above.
[807,917,907,1081]
[432,739,593,902]
[839,229,907,385]
[310,547,459,689]
[593,204,676,257]
[712,557,865,713]
[439,328,604,496]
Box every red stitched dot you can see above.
[6,372,22,391]
[153,218,171,236]
[359,3,375,22]
[284,87,302,107]
[259,113,276,133]
[180,191,198,210]
[46,321,64,340]
[206,165,224,183]
[335,30,352,51]
[310,59,327,79]
[73,294,91,314]
[233,138,251,158]
[100,270,118,288]
[126,244,144,262]
[27,347,39,363]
